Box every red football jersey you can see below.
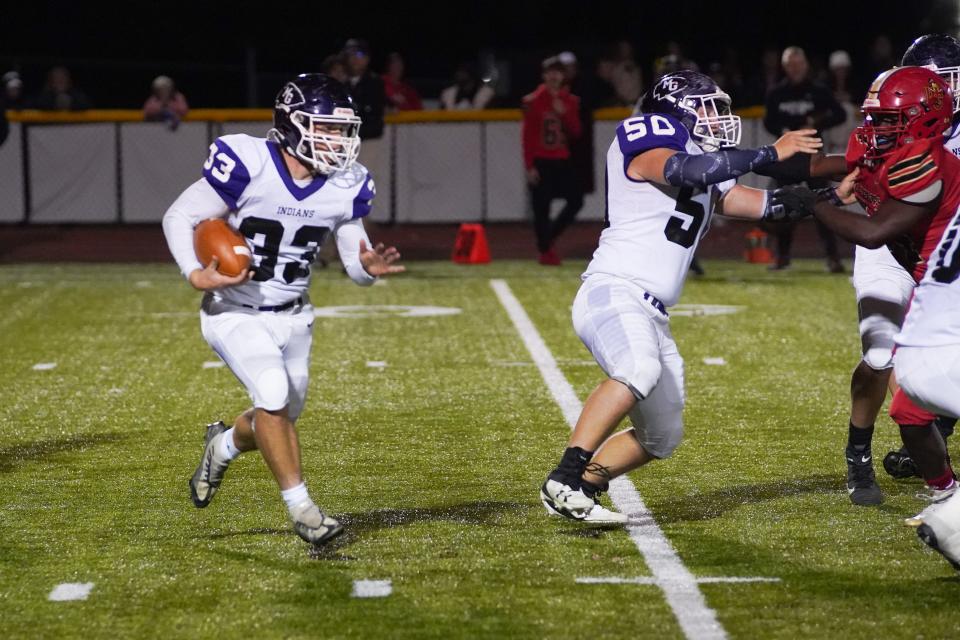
[846,133,960,281]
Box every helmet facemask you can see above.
[859,109,910,158]
[286,108,361,175]
[679,92,741,151]
[924,63,960,114]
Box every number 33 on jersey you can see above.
[584,113,734,307]
[201,134,376,306]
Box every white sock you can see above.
[281,482,311,512]
[215,428,241,462]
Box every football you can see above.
[193,218,252,277]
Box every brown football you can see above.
[194,218,252,277]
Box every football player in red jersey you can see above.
[777,66,959,522]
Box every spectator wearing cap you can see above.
[143,75,189,130]
[342,38,385,140]
[383,52,422,112]
[3,71,25,110]
[522,56,583,266]
[33,66,91,111]
[825,50,859,155]
[440,63,495,110]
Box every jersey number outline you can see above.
[931,205,960,284]
[623,115,676,141]
[663,187,707,249]
[238,217,329,284]
[203,144,236,184]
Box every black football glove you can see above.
[764,185,818,222]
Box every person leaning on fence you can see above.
[143,75,189,130]
[522,56,584,266]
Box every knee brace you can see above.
[254,367,289,412]
[862,346,894,371]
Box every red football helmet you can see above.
[856,66,953,159]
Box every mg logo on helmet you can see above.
[281,83,305,107]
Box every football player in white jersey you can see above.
[539,71,823,523]
[162,74,404,546]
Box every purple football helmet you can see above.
[269,73,362,175]
[637,70,741,151]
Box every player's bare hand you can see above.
[188,257,254,291]
[527,167,540,186]
[835,167,860,204]
[359,239,405,277]
[773,129,823,160]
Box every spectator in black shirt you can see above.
[33,66,91,111]
[342,39,385,140]
[764,46,847,272]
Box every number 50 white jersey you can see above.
[201,133,376,308]
[583,113,734,307]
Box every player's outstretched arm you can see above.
[813,194,935,249]
[716,184,817,222]
[358,239,405,277]
[628,129,821,188]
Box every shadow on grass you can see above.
[310,500,528,560]
[0,432,126,473]
[650,473,842,524]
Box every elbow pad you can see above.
[663,146,779,189]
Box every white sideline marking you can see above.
[48,582,94,601]
[366,360,387,369]
[702,357,727,366]
[490,279,727,640]
[577,576,781,585]
[32,362,57,371]
[351,579,391,598]
[202,361,225,369]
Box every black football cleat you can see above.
[883,447,920,479]
[847,450,883,506]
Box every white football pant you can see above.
[895,344,960,419]
[572,275,685,459]
[852,245,914,370]
[200,294,313,421]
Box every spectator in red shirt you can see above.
[143,75,189,130]
[522,56,583,265]
[383,52,422,112]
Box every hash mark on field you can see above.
[134,280,153,288]
[577,576,781,585]
[48,582,94,601]
[703,357,727,366]
[366,361,388,369]
[351,579,391,598]
[490,279,728,640]
[32,362,57,371]
[202,361,225,369]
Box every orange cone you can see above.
[744,228,774,264]
[452,223,491,264]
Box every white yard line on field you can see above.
[577,576,781,585]
[351,579,392,598]
[32,362,57,371]
[48,582,94,601]
[490,279,728,640]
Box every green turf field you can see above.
[1,259,958,639]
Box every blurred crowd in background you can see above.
[0,33,904,121]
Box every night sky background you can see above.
[3,0,957,108]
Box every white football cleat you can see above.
[289,501,343,545]
[189,421,230,508]
[917,490,960,571]
[540,480,627,524]
[904,483,958,527]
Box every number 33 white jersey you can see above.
[199,134,376,307]
[583,114,734,307]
